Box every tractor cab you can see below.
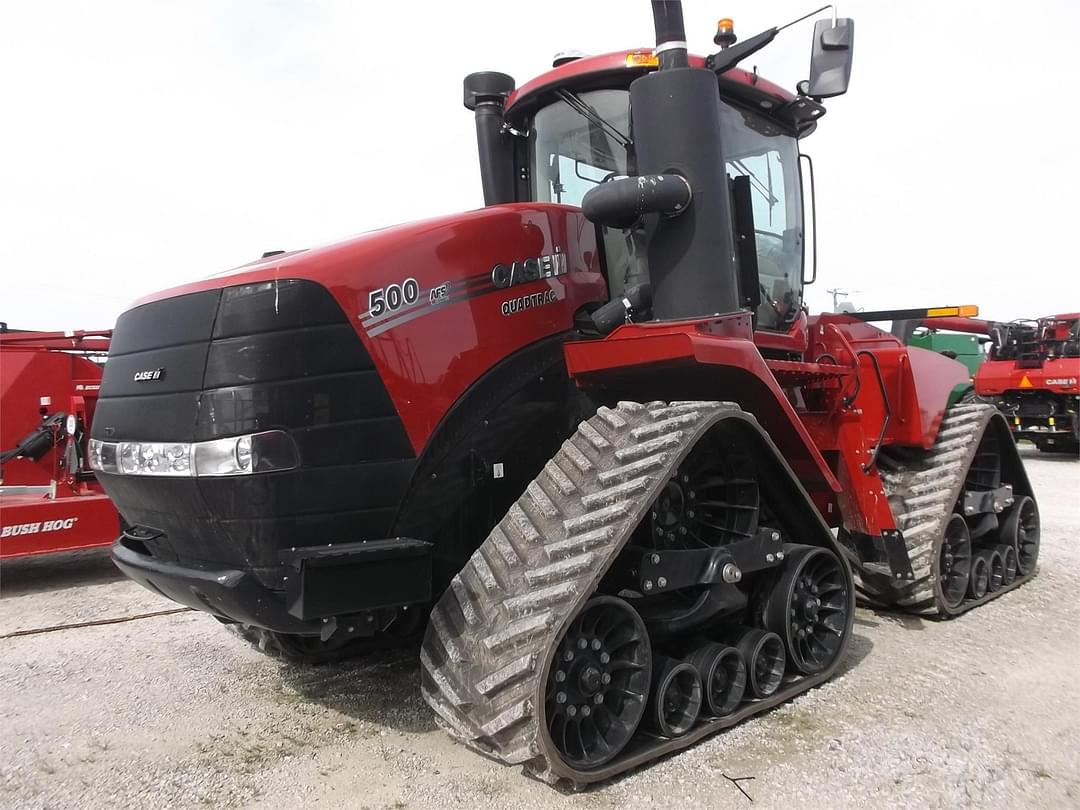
[465,21,850,349]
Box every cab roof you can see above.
[505,50,821,136]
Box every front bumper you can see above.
[112,540,315,633]
[112,534,433,634]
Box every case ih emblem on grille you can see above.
[133,368,165,382]
[491,251,568,290]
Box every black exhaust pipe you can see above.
[650,0,689,69]
[464,71,516,206]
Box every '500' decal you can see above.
[368,278,419,318]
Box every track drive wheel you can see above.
[545,596,651,770]
[764,545,849,675]
[1002,495,1040,576]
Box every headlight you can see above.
[89,430,298,477]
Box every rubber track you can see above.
[854,403,1036,616]
[421,401,749,784]
[420,401,853,784]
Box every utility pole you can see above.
[826,288,862,313]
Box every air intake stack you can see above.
[634,1,740,320]
[464,71,517,206]
[582,1,741,322]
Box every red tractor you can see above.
[904,314,1080,455]
[90,3,1039,785]
[0,328,120,558]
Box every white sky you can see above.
[3,0,1079,331]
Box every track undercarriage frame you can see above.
[421,311,1040,786]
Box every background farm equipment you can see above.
[0,328,119,558]
[897,313,1080,454]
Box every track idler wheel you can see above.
[1002,495,1040,577]
[937,515,972,609]
[996,544,1018,585]
[645,657,703,738]
[545,596,651,769]
[685,642,746,717]
[967,554,989,599]
[764,544,849,675]
[734,628,785,698]
[975,548,1005,593]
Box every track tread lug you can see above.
[542,459,577,495]
[475,653,537,697]
[489,525,521,568]
[580,476,651,509]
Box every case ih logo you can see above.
[491,251,568,290]
[1046,377,1078,386]
[1,518,78,538]
[133,368,165,382]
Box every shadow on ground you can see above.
[834,630,873,676]
[278,641,436,734]
[0,548,122,597]
[855,608,927,632]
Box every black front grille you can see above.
[94,278,416,584]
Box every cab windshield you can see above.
[529,88,805,331]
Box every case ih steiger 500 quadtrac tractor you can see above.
[899,314,1080,455]
[90,3,1040,785]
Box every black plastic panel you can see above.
[194,371,398,439]
[292,418,415,466]
[108,289,221,356]
[214,278,347,338]
[197,462,415,519]
[98,342,210,398]
[93,392,202,442]
[284,538,433,619]
[204,323,372,389]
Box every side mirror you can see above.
[807,18,854,98]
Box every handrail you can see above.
[857,350,891,473]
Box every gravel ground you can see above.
[1,448,1078,809]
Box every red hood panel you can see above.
[124,204,607,452]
